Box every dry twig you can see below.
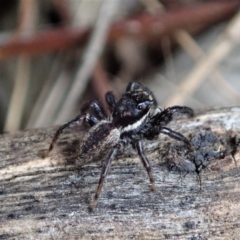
[0,1,237,59]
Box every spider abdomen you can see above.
[79,121,120,160]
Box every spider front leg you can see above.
[105,91,116,114]
[90,145,119,211]
[156,106,194,126]
[44,113,99,158]
[135,140,156,192]
[160,127,191,146]
[81,99,107,120]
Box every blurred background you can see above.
[0,0,240,133]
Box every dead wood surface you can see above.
[1,107,240,239]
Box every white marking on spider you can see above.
[150,107,162,118]
[121,112,149,133]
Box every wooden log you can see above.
[1,106,240,239]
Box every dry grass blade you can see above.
[175,30,240,103]
[4,0,38,131]
[164,10,240,106]
[55,0,121,124]
[26,54,72,128]
[143,0,240,106]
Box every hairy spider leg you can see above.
[44,113,99,158]
[90,145,119,210]
[168,106,194,116]
[156,106,194,126]
[160,127,191,146]
[135,140,156,191]
[81,99,107,120]
[105,91,117,114]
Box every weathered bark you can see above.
[1,107,240,239]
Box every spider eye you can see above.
[137,103,144,110]
[137,101,152,110]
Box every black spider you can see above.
[44,82,194,210]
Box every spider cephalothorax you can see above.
[45,82,194,210]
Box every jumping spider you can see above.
[45,82,194,210]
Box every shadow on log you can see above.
[0,107,240,239]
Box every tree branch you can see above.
[0,107,240,239]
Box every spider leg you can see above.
[105,91,116,114]
[156,106,194,126]
[167,106,194,117]
[81,100,107,120]
[160,127,191,146]
[135,140,156,191]
[44,113,98,158]
[90,146,119,211]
